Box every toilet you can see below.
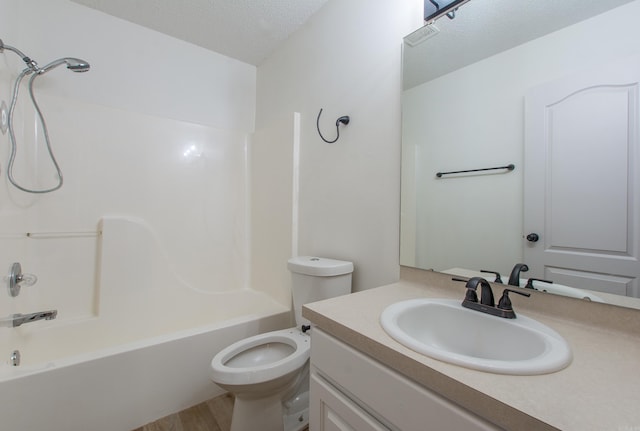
[210,256,353,431]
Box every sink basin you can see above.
[380,298,572,375]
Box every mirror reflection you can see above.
[400,0,640,309]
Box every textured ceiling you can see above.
[404,0,636,89]
[70,0,330,65]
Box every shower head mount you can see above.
[0,38,39,72]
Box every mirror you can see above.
[400,0,640,309]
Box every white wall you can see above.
[401,0,640,275]
[256,0,423,292]
[0,0,258,323]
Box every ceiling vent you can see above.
[405,24,440,47]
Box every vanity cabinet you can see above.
[309,328,501,431]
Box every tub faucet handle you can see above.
[8,262,38,297]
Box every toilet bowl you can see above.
[209,256,353,431]
[210,327,310,392]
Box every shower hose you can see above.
[7,68,64,194]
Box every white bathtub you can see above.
[0,216,291,430]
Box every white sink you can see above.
[380,298,572,375]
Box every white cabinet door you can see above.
[524,56,640,297]
[310,373,389,431]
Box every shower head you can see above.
[66,58,91,72]
[38,57,90,74]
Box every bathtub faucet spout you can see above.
[1,310,58,328]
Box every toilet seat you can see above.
[210,328,310,386]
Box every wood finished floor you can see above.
[133,393,234,431]
[133,393,309,431]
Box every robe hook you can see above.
[317,108,350,144]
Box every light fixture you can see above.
[424,0,471,24]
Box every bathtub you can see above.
[0,216,291,431]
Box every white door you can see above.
[524,56,640,297]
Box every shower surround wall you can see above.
[0,2,257,312]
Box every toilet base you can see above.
[230,391,309,431]
[230,391,287,431]
[228,368,310,431]
[283,395,309,431]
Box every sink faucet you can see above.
[1,310,58,328]
[461,276,495,306]
[508,263,529,286]
[453,277,531,319]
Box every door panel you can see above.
[545,266,634,297]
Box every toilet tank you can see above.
[287,256,353,328]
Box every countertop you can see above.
[302,267,640,431]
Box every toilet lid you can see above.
[210,328,310,385]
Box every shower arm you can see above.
[0,38,39,72]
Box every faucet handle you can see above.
[8,263,38,297]
[464,288,478,303]
[480,270,503,283]
[452,277,478,302]
[497,288,532,311]
[525,278,553,290]
[19,273,37,286]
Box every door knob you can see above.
[526,233,539,242]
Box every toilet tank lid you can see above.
[288,256,354,276]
